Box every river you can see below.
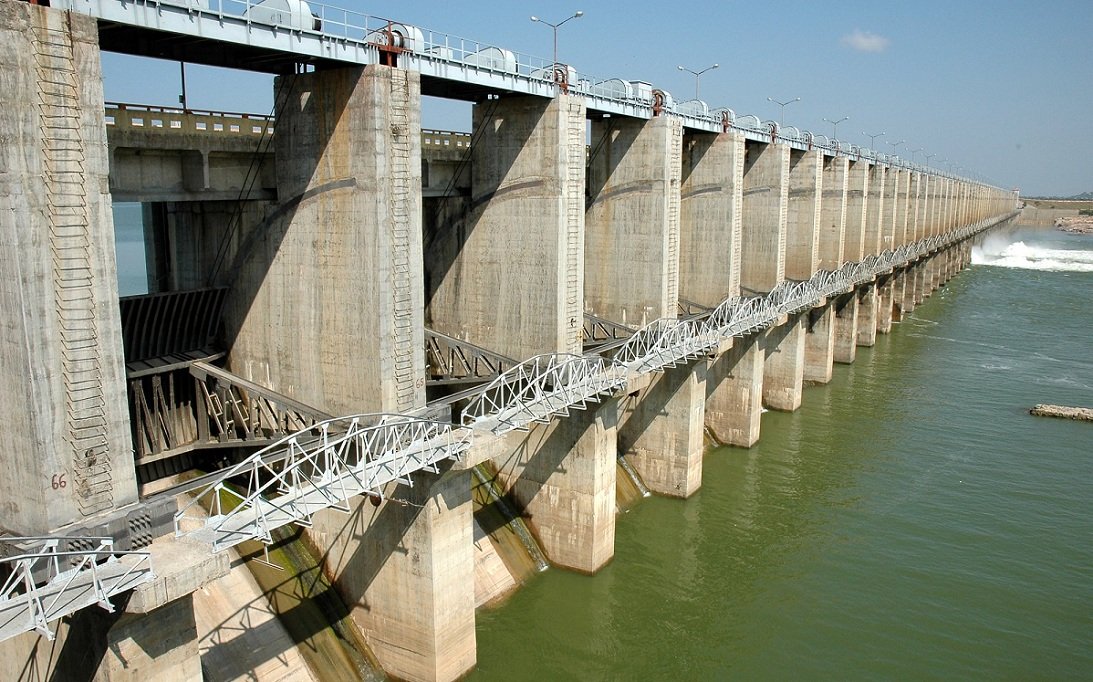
[471,224,1093,680]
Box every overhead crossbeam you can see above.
[0,536,154,644]
[461,354,628,434]
[175,414,472,552]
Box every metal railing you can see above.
[461,354,629,434]
[0,537,154,643]
[175,414,471,551]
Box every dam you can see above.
[0,0,1019,679]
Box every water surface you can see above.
[472,226,1093,680]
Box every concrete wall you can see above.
[428,94,586,359]
[223,65,425,415]
[0,1,136,533]
[586,115,683,326]
[679,131,744,306]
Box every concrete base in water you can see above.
[705,336,764,447]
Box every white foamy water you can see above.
[972,239,1093,272]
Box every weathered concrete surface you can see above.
[679,131,744,307]
[0,592,205,682]
[739,142,789,294]
[763,316,806,411]
[106,107,277,203]
[306,469,475,682]
[705,336,763,447]
[193,552,318,682]
[472,516,518,608]
[784,149,822,281]
[429,94,586,358]
[490,398,619,574]
[0,1,136,533]
[619,360,705,498]
[586,116,683,326]
[807,156,848,381]
[804,302,836,383]
[224,65,424,415]
[832,292,859,365]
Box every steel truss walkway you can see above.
[461,354,629,435]
[175,414,472,552]
[0,536,154,643]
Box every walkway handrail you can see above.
[0,536,154,643]
[461,354,628,434]
[175,413,471,551]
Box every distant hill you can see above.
[1069,191,1093,200]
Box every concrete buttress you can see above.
[805,155,849,383]
[585,115,683,326]
[225,65,425,415]
[428,94,586,359]
[0,1,137,533]
[833,160,869,364]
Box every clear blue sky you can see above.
[100,0,1092,196]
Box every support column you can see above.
[857,163,886,347]
[586,115,682,326]
[876,166,899,333]
[765,148,820,410]
[493,399,619,573]
[740,139,789,420]
[805,154,848,382]
[0,2,136,532]
[679,130,750,443]
[705,336,763,447]
[619,360,706,498]
[0,594,204,681]
[308,469,476,682]
[833,159,868,363]
[429,94,586,359]
[679,130,743,307]
[900,172,922,315]
[227,65,424,415]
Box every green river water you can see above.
[471,225,1093,680]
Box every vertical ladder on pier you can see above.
[32,18,113,516]
[387,70,418,411]
[564,98,584,353]
[665,122,682,317]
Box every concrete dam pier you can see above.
[0,0,1018,679]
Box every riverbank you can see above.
[1054,216,1093,234]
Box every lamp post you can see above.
[530,10,584,81]
[910,147,924,164]
[822,115,849,140]
[863,130,885,152]
[677,63,718,100]
[924,152,937,170]
[767,96,800,128]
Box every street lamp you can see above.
[677,63,718,100]
[910,147,924,164]
[863,130,885,151]
[924,152,937,169]
[886,139,905,150]
[822,115,849,140]
[530,10,584,81]
[767,96,800,128]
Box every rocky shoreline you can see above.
[1054,216,1093,234]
